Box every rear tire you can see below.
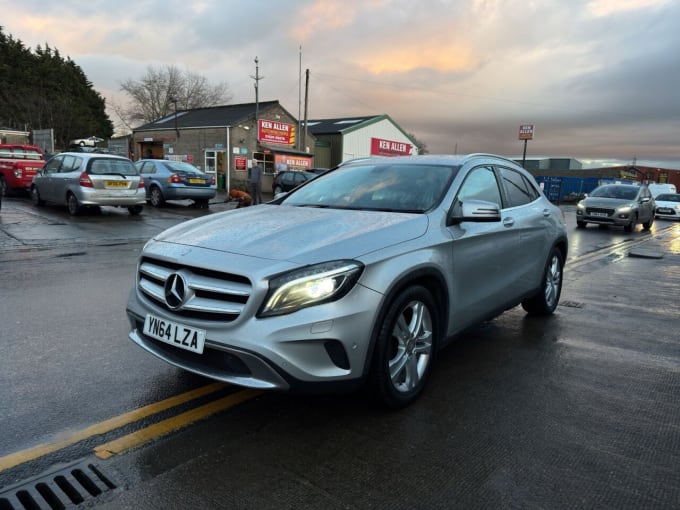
[149,186,164,207]
[128,205,143,215]
[521,247,564,316]
[194,198,210,209]
[369,285,438,409]
[67,193,81,216]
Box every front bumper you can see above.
[577,207,634,226]
[164,186,217,201]
[125,279,383,393]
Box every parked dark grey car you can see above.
[576,183,655,231]
[126,154,568,407]
[135,159,216,208]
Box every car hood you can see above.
[151,204,429,263]
[581,197,636,207]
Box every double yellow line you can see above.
[0,383,262,472]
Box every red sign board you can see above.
[258,119,295,145]
[370,137,414,157]
[234,156,247,171]
[518,124,535,140]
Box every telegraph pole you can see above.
[251,57,263,132]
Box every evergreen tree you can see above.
[0,26,113,149]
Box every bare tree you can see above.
[116,65,232,130]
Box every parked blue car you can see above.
[135,159,216,208]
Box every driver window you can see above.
[457,166,502,207]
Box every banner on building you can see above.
[370,137,414,157]
[258,119,295,145]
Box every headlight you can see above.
[616,204,634,214]
[259,260,364,317]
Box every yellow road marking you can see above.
[0,382,226,472]
[94,389,263,459]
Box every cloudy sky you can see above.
[2,0,679,168]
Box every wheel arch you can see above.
[360,266,449,378]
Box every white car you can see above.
[654,193,680,220]
[69,136,104,147]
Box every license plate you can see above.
[657,208,672,214]
[105,180,128,188]
[188,178,206,184]
[591,212,609,217]
[143,314,206,354]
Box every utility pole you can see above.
[303,68,309,152]
[251,57,263,136]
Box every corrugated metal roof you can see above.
[304,115,383,135]
[133,101,280,131]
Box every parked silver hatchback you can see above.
[126,154,568,407]
[31,152,146,215]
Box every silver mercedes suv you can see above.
[126,154,568,407]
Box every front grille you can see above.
[138,256,252,322]
[585,207,614,216]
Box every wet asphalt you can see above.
[0,198,679,509]
[96,219,680,509]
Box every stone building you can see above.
[132,101,315,192]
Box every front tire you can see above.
[370,285,438,408]
[31,186,45,206]
[67,193,81,216]
[642,214,653,230]
[0,176,9,197]
[274,185,283,195]
[624,213,637,232]
[521,247,564,316]
[576,220,586,228]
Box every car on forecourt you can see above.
[272,169,317,195]
[126,154,568,408]
[135,159,216,208]
[31,152,146,216]
[654,193,680,220]
[576,183,655,232]
[0,143,46,197]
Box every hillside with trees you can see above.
[0,26,113,149]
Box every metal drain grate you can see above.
[0,461,116,510]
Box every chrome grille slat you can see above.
[137,257,252,321]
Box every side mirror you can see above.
[449,199,502,225]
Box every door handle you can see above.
[502,217,515,227]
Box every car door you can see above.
[37,155,63,201]
[446,165,522,331]
[136,161,156,196]
[53,155,82,204]
[496,165,548,296]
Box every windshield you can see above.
[163,161,204,175]
[590,185,639,200]
[281,162,457,212]
[88,158,138,176]
[656,194,680,202]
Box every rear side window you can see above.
[499,167,539,207]
[60,155,82,173]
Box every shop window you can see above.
[254,151,275,174]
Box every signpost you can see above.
[518,124,534,168]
